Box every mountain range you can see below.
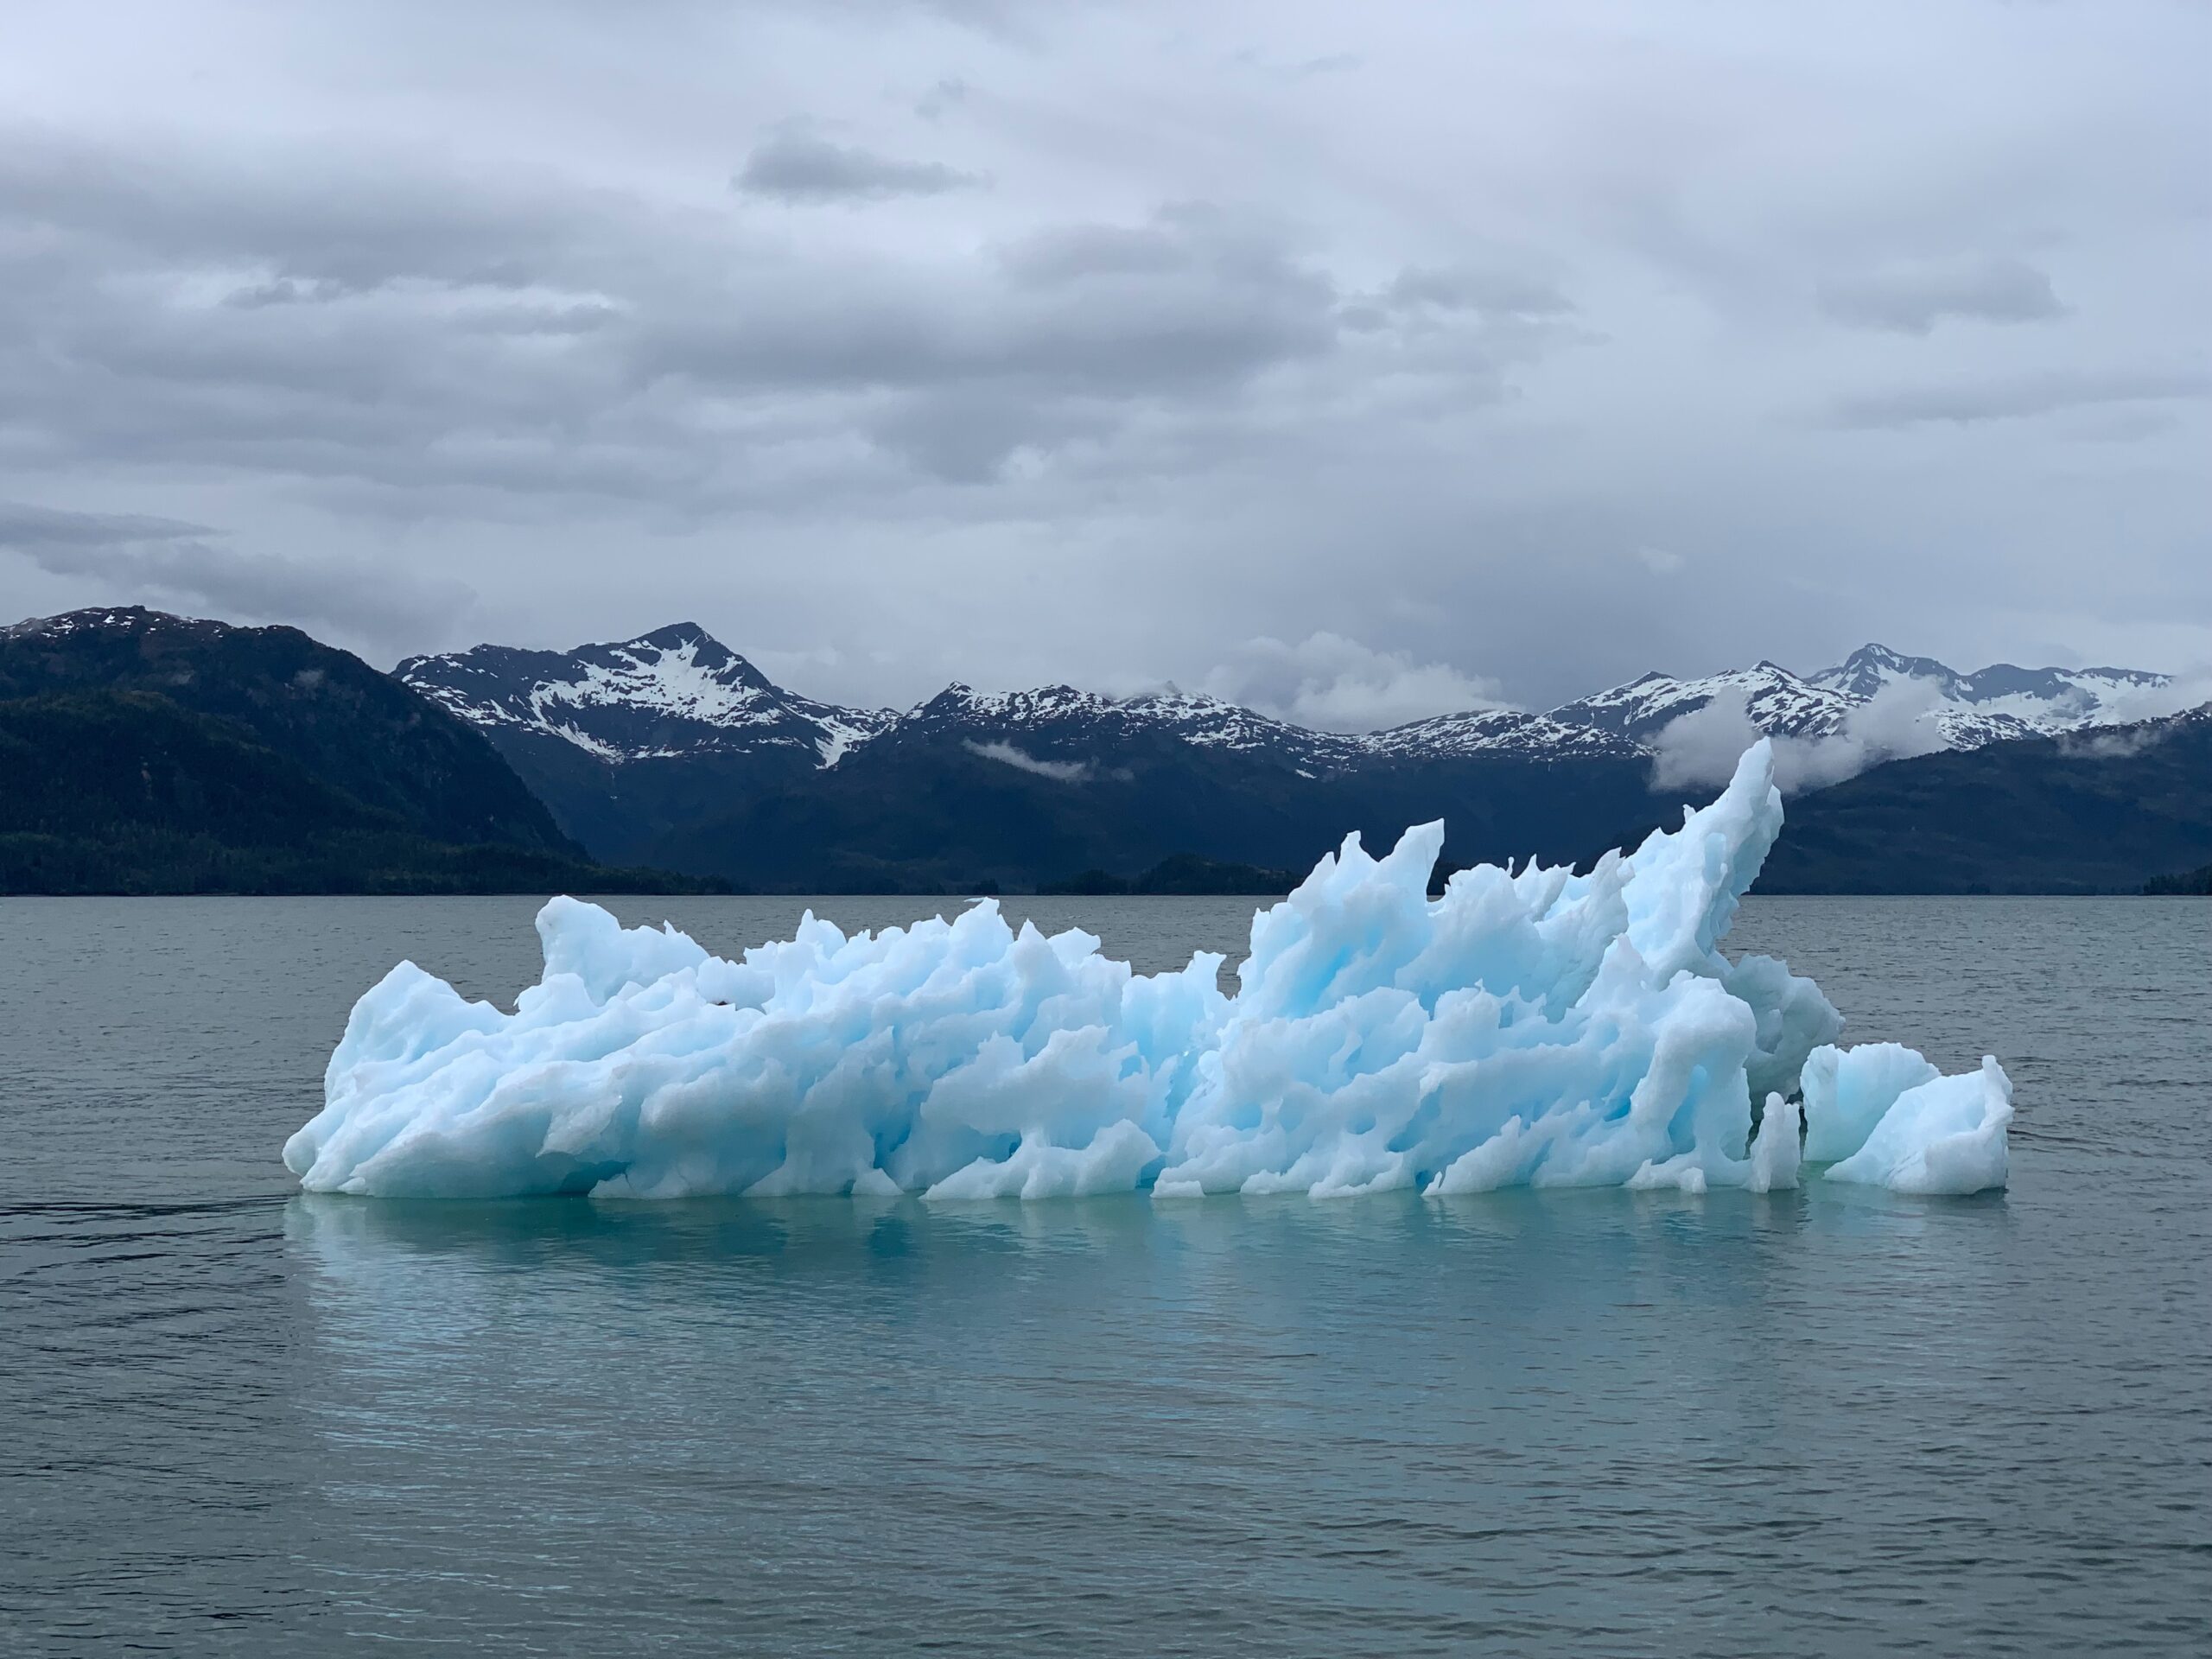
[0,607,715,894]
[1762,703,2212,893]
[402,626,2169,774]
[386,622,2197,893]
[3,604,2203,896]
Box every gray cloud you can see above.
[0,131,1391,499]
[1386,264,1573,318]
[652,210,1343,401]
[1200,632,1508,731]
[735,130,983,202]
[1649,680,1947,794]
[963,739,1091,780]
[223,276,372,308]
[0,502,214,549]
[2056,723,2168,760]
[915,77,969,120]
[1818,257,2065,334]
[0,499,472,649]
[2088,664,2212,728]
[0,1,2204,706]
[1001,219,1199,286]
[0,130,585,295]
[1827,368,2212,430]
[1229,47,1364,80]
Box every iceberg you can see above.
[283,742,2012,1202]
[1804,1046,2013,1196]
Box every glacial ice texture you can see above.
[283,743,2011,1201]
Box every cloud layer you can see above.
[0,501,471,645]
[1817,257,2066,335]
[0,0,2204,699]
[736,129,984,203]
[1649,681,1949,795]
[1200,632,1507,731]
[963,739,1093,780]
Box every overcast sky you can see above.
[1,0,2205,721]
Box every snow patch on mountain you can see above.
[1551,662,1859,744]
[1806,644,2169,749]
[1650,680,1948,793]
[397,624,893,767]
[395,621,2175,786]
[899,682,1370,770]
[1362,707,1642,760]
[1635,645,2175,788]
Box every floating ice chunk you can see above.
[1800,1042,1942,1163]
[282,741,2010,1202]
[1822,1057,2012,1196]
[1745,1094,1802,1193]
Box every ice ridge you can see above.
[283,742,2011,1201]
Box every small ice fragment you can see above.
[1800,1041,1943,1163]
[1823,1057,2012,1196]
[1746,1094,1802,1192]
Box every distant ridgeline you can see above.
[1038,855,1307,897]
[1761,709,2212,895]
[400,621,2211,896]
[0,609,720,894]
[2143,860,2212,896]
[5,605,2209,895]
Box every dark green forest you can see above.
[0,613,716,895]
[5,607,2208,897]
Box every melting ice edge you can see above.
[284,742,2012,1200]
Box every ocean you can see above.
[3,894,2206,1656]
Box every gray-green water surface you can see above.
[2,895,2207,1656]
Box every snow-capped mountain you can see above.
[367,620,2199,890]
[894,683,1372,772]
[10,605,2200,895]
[1360,706,1643,760]
[1805,643,2169,747]
[397,623,891,767]
[1544,661,1858,743]
[1365,659,1860,758]
[397,623,2174,779]
[399,628,1382,775]
[1409,645,2174,760]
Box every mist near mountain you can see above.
[1764,705,2212,893]
[402,626,2171,785]
[396,620,2192,890]
[1650,681,1948,794]
[5,603,2204,894]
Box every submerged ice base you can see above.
[283,743,2012,1202]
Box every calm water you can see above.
[2,894,2207,1656]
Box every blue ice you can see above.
[283,743,2010,1200]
